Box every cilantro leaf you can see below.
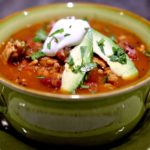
[82,17,88,21]
[80,85,89,89]
[36,76,45,79]
[72,65,81,73]
[109,55,119,62]
[97,39,105,54]
[64,33,71,37]
[47,36,59,50]
[145,51,150,57]
[109,46,127,64]
[47,42,51,49]
[31,51,46,60]
[33,29,47,42]
[84,27,89,31]
[49,28,64,37]
[66,55,74,66]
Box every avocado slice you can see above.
[61,29,93,93]
[93,29,138,80]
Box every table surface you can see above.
[0,0,150,20]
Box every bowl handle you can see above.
[0,84,7,114]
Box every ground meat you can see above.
[118,35,127,41]
[56,47,71,62]
[107,73,119,84]
[97,69,104,74]
[40,73,61,88]
[89,57,119,86]
[104,67,119,84]
[29,59,38,66]
[39,57,58,67]
[104,83,115,90]
[37,66,50,77]
[27,56,64,88]
[15,77,27,86]
[104,67,112,75]
[36,64,62,77]
[24,48,35,58]
[2,39,26,63]
[136,44,145,53]
[93,56,107,69]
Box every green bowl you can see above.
[0,3,150,146]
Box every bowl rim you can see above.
[1,2,150,26]
[0,2,150,101]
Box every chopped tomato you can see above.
[40,77,61,88]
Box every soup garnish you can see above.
[0,17,149,94]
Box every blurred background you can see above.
[0,0,150,20]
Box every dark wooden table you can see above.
[0,0,150,20]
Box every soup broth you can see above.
[0,18,149,94]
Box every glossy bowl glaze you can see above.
[0,3,150,145]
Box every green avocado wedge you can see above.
[61,29,93,93]
[93,29,138,80]
[61,28,139,93]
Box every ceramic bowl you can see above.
[0,3,150,146]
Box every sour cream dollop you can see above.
[41,18,90,56]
